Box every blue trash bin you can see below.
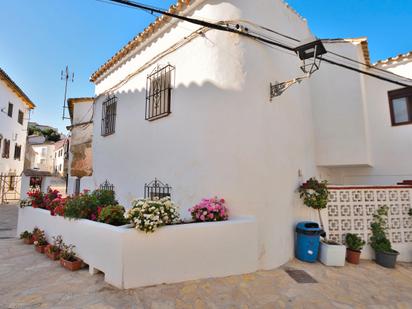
[295,221,324,262]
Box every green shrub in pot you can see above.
[370,206,399,268]
[345,233,365,264]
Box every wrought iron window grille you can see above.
[101,95,117,136]
[145,64,175,121]
[144,178,171,199]
[100,180,114,192]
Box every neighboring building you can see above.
[0,67,35,202]
[53,138,69,176]
[30,142,55,173]
[375,51,412,79]
[0,68,35,175]
[66,97,94,194]
[77,0,411,270]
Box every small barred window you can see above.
[145,65,174,121]
[101,95,117,136]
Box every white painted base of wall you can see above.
[17,207,259,289]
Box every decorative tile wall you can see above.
[327,188,412,244]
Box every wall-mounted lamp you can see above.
[270,39,327,99]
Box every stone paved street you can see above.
[1,204,412,309]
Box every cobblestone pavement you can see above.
[1,204,412,309]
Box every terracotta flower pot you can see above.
[45,246,61,260]
[346,248,361,264]
[23,237,34,245]
[60,257,83,271]
[35,244,48,254]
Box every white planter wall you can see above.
[17,207,258,289]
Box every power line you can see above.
[103,0,412,88]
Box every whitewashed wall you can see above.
[0,81,30,175]
[91,0,316,270]
[88,0,412,271]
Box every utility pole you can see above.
[61,65,74,120]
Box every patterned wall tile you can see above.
[377,191,387,202]
[327,188,412,246]
[391,232,402,243]
[365,191,375,202]
[352,191,363,202]
[341,219,351,231]
[328,205,339,217]
[339,191,350,203]
[354,219,364,231]
[341,205,351,217]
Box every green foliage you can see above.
[64,192,99,220]
[370,206,392,253]
[98,205,128,226]
[28,125,61,142]
[298,178,329,210]
[63,189,118,220]
[345,233,365,251]
[19,230,32,239]
[92,189,117,206]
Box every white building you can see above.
[0,68,35,177]
[375,51,412,79]
[53,138,69,176]
[31,142,55,173]
[71,0,412,271]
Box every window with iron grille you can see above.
[101,95,117,136]
[14,144,21,160]
[2,139,10,158]
[145,65,174,121]
[7,103,13,117]
[18,110,24,125]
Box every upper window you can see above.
[7,103,13,118]
[388,87,412,126]
[145,65,174,121]
[101,95,117,136]
[2,139,10,158]
[18,110,24,125]
[14,144,21,160]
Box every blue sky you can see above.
[0,0,411,133]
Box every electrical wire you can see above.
[101,0,412,88]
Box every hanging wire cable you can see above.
[99,0,412,88]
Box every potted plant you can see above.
[34,230,48,253]
[345,233,365,264]
[60,243,83,271]
[370,206,399,268]
[299,178,346,266]
[19,231,34,244]
[45,235,63,260]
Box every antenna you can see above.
[61,65,74,120]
